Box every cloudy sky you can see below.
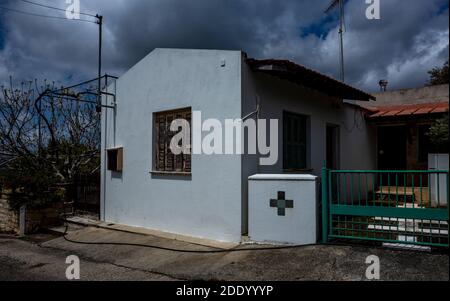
[0,0,448,92]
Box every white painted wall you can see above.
[101,49,377,243]
[240,70,377,233]
[248,174,317,245]
[101,49,244,242]
[242,72,377,176]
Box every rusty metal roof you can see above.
[368,102,449,119]
[246,58,376,101]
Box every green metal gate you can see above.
[321,168,449,248]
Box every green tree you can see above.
[427,60,449,86]
[427,115,449,151]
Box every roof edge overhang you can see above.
[246,58,376,102]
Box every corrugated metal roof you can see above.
[368,102,449,118]
[246,58,375,102]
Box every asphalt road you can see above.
[0,227,448,281]
[0,234,176,281]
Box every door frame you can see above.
[326,123,341,170]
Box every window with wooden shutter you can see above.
[283,111,309,170]
[154,108,191,173]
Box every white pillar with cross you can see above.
[248,174,318,245]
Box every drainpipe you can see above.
[102,81,108,221]
[242,94,261,173]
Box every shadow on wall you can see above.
[150,174,192,181]
[111,171,123,180]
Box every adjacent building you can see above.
[359,84,449,172]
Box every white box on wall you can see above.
[248,174,318,245]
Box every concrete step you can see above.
[382,242,431,252]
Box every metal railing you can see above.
[322,168,449,248]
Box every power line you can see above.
[19,0,97,18]
[0,5,97,23]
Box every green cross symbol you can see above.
[270,191,294,216]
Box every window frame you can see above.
[152,107,192,175]
[282,111,310,171]
[107,147,123,172]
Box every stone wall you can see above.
[0,189,63,234]
[0,191,19,234]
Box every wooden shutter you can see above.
[174,111,184,172]
[283,112,307,170]
[155,114,166,171]
[183,112,192,172]
[154,108,192,173]
[165,113,175,171]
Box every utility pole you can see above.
[325,0,345,82]
[338,0,345,82]
[96,14,103,112]
[95,14,104,221]
[38,92,41,154]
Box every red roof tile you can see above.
[368,102,448,119]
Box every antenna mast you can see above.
[325,0,345,82]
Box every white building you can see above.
[101,48,376,243]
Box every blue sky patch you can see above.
[300,14,337,40]
[437,1,449,15]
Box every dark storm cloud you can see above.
[99,0,326,70]
[0,0,448,92]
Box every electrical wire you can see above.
[19,0,97,17]
[0,5,96,23]
[59,211,340,254]
[60,221,439,255]
[51,75,118,93]
[62,228,322,254]
[60,206,438,255]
